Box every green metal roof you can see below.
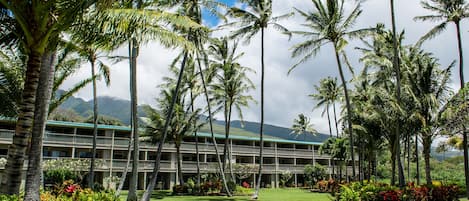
[195,132,322,145]
[0,118,322,145]
[47,120,131,131]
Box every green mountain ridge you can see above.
[58,94,330,143]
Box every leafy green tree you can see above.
[304,164,326,188]
[225,1,292,197]
[289,0,373,180]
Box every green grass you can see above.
[120,188,469,201]
[120,188,333,201]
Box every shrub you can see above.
[337,182,461,201]
[235,186,253,196]
[45,169,78,186]
[242,181,250,188]
[172,185,188,195]
[339,185,360,201]
[304,164,326,188]
[0,194,19,201]
[227,181,237,193]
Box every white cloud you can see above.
[61,0,469,134]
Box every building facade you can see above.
[0,120,353,190]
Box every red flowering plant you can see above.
[242,181,250,188]
[378,189,403,201]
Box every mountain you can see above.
[58,94,329,142]
[58,95,146,125]
[211,119,330,142]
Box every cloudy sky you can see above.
[62,0,469,135]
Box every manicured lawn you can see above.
[120,188,333,201]
[121,189,469,200]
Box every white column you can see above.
[109,130,115,177]
[294,174,298,187]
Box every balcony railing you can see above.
[0,129,332,161]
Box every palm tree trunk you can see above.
[390,0,405,188]
[332,103,339,137]
[326,104,332,137]
[415,134,420,185]
[24,51,56,201]
[391,142,396,185]
[195,52,232,197]
[223,103,229,172]
[115,137,133,197]
[189,91,201,188]
[128,39,140,201]
[227,103,235,181]
[422,135,432,185]
[1,50,42,195]
[254,28,265,198]
[141,52,206,201]
[407,133,411,180]
[176,143,184,185]
[455,20,469,199]
[333,45,355,179]
[89,57,99,190]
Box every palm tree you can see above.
[97,5,200,200]
[224,1,292,197]
[289,0,373,180]
[208,37,255,180]
[310,77,341,137]
[138,0,234,198]
[389,0,405,187]
[0,0,106,195]
[291,113,317,137]
[414,0,469,194]
[70,23,112,189]
[142,81,201,187]
[404,48,452,185]
[319,137,349,181]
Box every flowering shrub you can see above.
[242,181,251,188]
[378,190,402,201]
[337,182,460,201]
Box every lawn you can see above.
[120,188,333,201]
[121,188,469,201]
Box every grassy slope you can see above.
[198,123,282,140]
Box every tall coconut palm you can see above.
[142,79,202,187]
[404,48,452,185]
[358,27,415,185]
[389,0,405,187]
[289,0,373,179]
[70,23,112,189]
[414,0,469,195]
[0,0,107,195]
[97,5,200,200]
[319,137,349,181]
[224,1,292,197]
[290,113,317,138]
[310,77,341,137]
[208,37,255,180]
